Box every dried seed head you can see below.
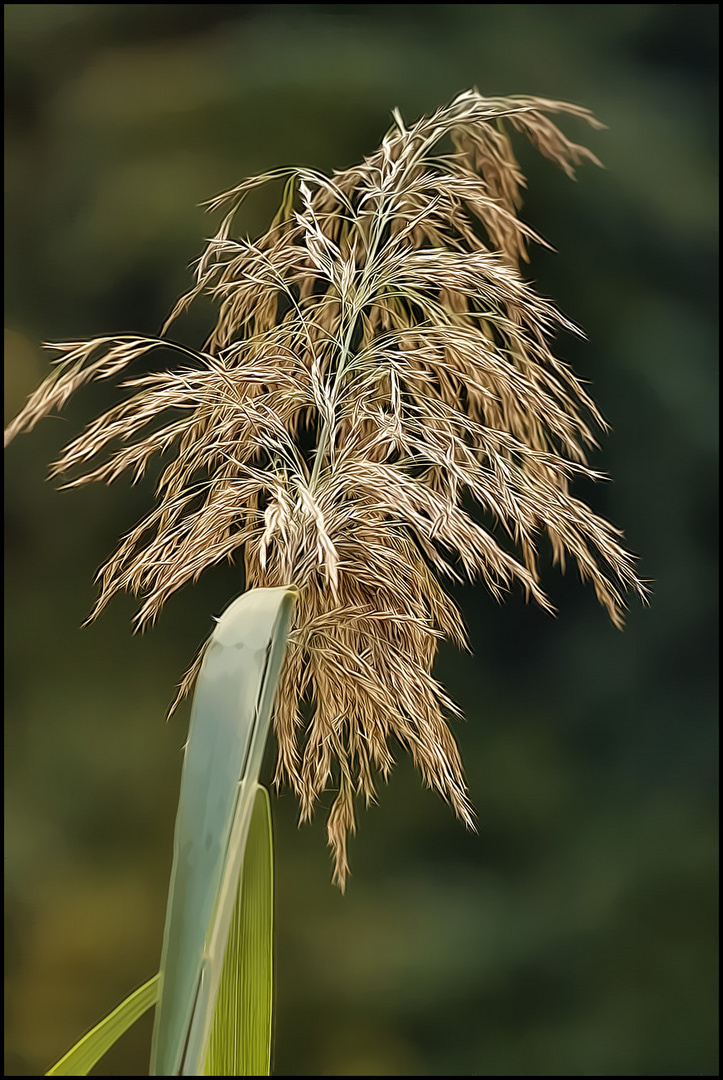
[5,90,648,888]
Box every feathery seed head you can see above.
[5,90,647,888]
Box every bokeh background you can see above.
[4,5,718,1076]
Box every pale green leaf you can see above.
[150,586,297,1076]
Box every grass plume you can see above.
[5,90,648,887]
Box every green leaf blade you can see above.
[150,585,296,1076]
[203,785,273,1076]
[45,974,160,1077]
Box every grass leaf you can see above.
[150,585,297,1076]
[203,785,273,1076]
[45,974,160,1076]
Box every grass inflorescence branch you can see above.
[5,90,648,887]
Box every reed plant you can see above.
[6,89,647,1073]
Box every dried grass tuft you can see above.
[5,90,648,888]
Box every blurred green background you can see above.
[4,4,718,1076]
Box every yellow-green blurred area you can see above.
[4,4,717,1076]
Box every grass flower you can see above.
[5,90,647,887]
